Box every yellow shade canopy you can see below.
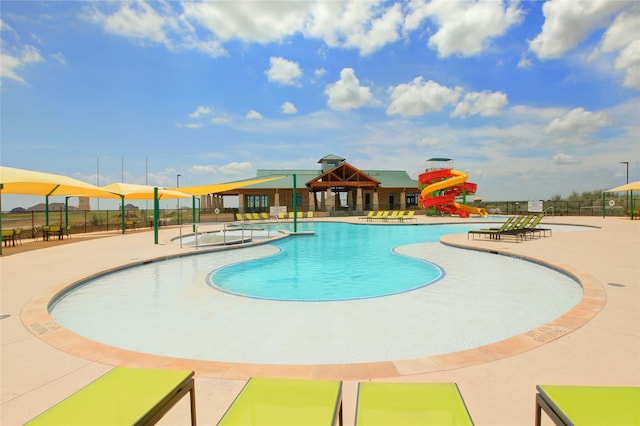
[604,181,640,192]
[174,175,285,196]
[0,166,118,198]
[101,182,192,200]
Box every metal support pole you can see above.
[154,187,159,244]
[293,174,297,233]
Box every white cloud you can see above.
[517,53,532,69]
[218,161,252,175]
[615,40,640,89]
[189,105,213,118]
[176,122,203,129]
[190,165,217,175]
[86,1,171,45]
[84,1,227,57]
[305,1,403,55]
[212,117,231,125]
[553,153,579,165]
[590,8,640,90]
[387,77,461,116]
[50,52,66,64]
[529,0,629,60]
[452,91,508,118]
[246,110,263,119]
[325,68,374,110]
[182,1,306,43]
[406,0,524,57]
[281,102,298,114]
[545,107,610,135]
[0,45,44,84]
[266,56,302,86]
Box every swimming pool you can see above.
[211,222,449,301]
[49,222,585,364]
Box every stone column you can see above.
[373,191,379,211]
[400,190,406,210]
[238,193,245,213]
[356,187,363,212]
[308,192,315,211]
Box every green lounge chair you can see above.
[25,367,196,426]
[218,376,343,426]
[355,382,473,426]
[535,385,640,426]
[468,216,518,240]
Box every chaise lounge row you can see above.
[467,213,552,242]
[361,210,417,222]
[26,367,638,425]
[236,211,314,222]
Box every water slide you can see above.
[419,169,488,217]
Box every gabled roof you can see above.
[233,166,419,191]
[307,162,380,189]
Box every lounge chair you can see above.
[370,211,384,221]
[467,216,517,240]
[535,385,640,426]
[355,382,474,426]
[399,210,416,222]
[385,211,400,221]
[235,213,245,222]
[261,212,270,221]
[307,211,314,220]
[278,212,286,221]
[218,376,343,426]
[25,367,196,426]
[360,211,375,221]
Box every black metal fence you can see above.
[1,197,633,238]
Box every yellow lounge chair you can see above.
[370,211,383,221]
[386,211,399,221]
[261,212,270,221]
[25,367,196,426]
[278,212,286,220]
[360,211,374,221]
[535,385,640,426]
[218,376,343,425]
[307,211,314,220]
[355,382,473,426]
[235,213,245,222]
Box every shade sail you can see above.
[604,181,640,192]
[101,183,192,200]
[0,166,118,197]
[173,175,285,196]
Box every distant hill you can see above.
[9,203,139,213]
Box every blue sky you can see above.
[1,0,639,210]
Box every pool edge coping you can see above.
[19,226,606,381]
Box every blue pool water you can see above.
[210,222,462,301]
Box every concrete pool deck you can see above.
[1,216,638,425]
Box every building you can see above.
[209,155,420,215]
